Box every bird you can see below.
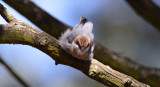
[59,17,94,60]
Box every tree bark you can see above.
[1,0,160,86]
[0,3,149,87]
[0,20,149,87]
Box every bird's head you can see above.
[73,34,91,52]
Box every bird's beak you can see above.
[81,48,85,52]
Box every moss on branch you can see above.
[0,20,149,87]
[2,2,160,86]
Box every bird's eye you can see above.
[67,37,72,43]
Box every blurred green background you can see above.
[0,0,160,87]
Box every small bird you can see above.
[59,17,94,60]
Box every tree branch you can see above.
[0,57,29,87]
[126,0,160,31]
[1,1,160,86]
[0,19,149,87]
[2,0,70,38]
[0,3,149,86]
[0,3,16,23]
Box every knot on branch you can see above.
[37,36,48,46]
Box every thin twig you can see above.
[0,3,16,23]
[0,57,29,87]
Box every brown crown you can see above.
[74,34,91,49]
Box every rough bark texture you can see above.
[2,0,70,38]
[1,0,160,86]
[0,21,149,87]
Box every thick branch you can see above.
[0,57,29,87]
[2,0,70,38]
[126,0,160,31]
[0,21,149,87]
[1,1,160,86]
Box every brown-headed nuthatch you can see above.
[59,17,94,60]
